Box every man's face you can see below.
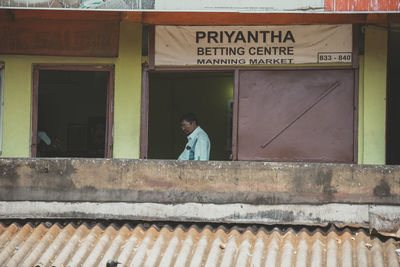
[180,120,197,136]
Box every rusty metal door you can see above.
[237,69,355,162]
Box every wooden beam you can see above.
[366,13,389,26]
[0,8,398,26]
[0,9,121,21]
[388,13,400,24]
[121,11,143,22]
[123,12,369,25]
[0,18,120,57]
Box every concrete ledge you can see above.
[0,158,399,204]
[0,201,399,234]
[0,202,369,226]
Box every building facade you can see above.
[0,3,399,164]
[1,4,400,266]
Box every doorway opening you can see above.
[147,72,234,160]
[32,66,114,158]
[387,30,400,164]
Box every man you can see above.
[178,113,210,160]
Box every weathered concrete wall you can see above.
[0,158,399,204]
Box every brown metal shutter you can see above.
[237,69,355,163]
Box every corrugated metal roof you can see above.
[0,222,399,267]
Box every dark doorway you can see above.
[147,72,234,160]
[32,66,114,158]
[386,30,400,165]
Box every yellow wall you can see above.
[113,22,142,159]
[0,22,142,158]
[358,26,387,164]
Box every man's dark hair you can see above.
[180,113,198,124]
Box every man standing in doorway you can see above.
[178,113,210,161]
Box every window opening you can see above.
[36,70,109,158]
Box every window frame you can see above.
[31,64,115,158]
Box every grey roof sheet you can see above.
[0,222,399,267]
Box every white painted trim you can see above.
[1,202,399,232]
[0,201,368,224]
[154,0,325,12]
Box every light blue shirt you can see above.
[178,126,210,160]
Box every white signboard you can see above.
[155,25,353,66]
[154,0,324,11]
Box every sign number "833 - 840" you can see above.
[318,52,352,63]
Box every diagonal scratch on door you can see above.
[260,81,341,149]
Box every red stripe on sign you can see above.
[324,0,400,11]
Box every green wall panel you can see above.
[359,26,387,164]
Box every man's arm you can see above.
[194,136,210,160]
